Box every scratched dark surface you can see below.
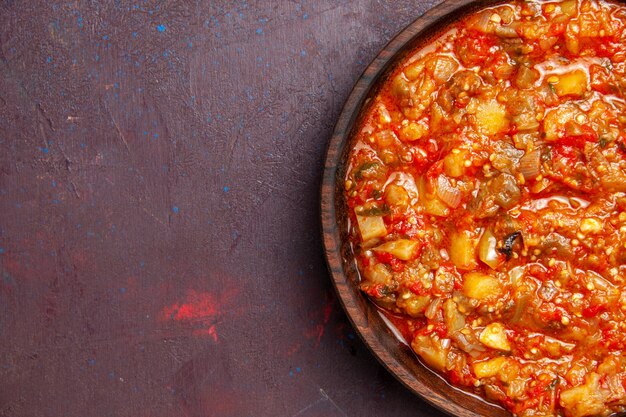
[0,1,449,416]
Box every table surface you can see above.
[0,1,450,416]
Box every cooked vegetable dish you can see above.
[345,1,626,415]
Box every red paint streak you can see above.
[160,288,239,341]
[162,291,217,321]
[305,324,325,346]
[322,300,332,323]
[192,325,218,341]
[304,292,335,348]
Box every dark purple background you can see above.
[0,1,448,416]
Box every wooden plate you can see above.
[320,1,511,416]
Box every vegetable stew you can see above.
[345,1,626,416]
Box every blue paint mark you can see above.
[259,17,269,24]
[255,28,263,35]
[188,41,193,48]
[88,359,96,366]
[223,186,229,192]
[132,31,138,38]
[139,260,145,268]
[40,147,49,154]
[153,133,159,139]
[114,82,119,89]
[156,24,166,32]
[300,50,306,57]
[289,371,294,376]
[80,143,86,148]
[77,16,84,28]
[95,54,100,62]
[143,131,148,135]
[163,50,169,58]
[0,248,4,255]
[3,272,15,286]
[119,287,127,294]
[172,206,179,214]
[296,367,301,373]
[303,13,309,20]
[207,113,212,124]
[102,35,109,40]
[46,56,52,63]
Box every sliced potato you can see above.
[363,263,392,285]
[426,55,459,84]
[384,184,410,208]
[543,104,583,141]
[373,239,420,261]
[399,121,429,141]
[404,60,426,81]
[443,150,467,178]
[480,323,511,351]
[356,213,387,241]
[552,70,588,98]
[463,272,502,300]
[475,99,509,136]
[397,294,431,317]
[443,299,465,333]
[417,176,450,217]
[412,335,449,372]
[560,0,577,16]
[560,373,607,417]
[473,357,508,378]
[423,196,450,216]
[450,231,478,270]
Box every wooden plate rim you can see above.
[320,1,514,416]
